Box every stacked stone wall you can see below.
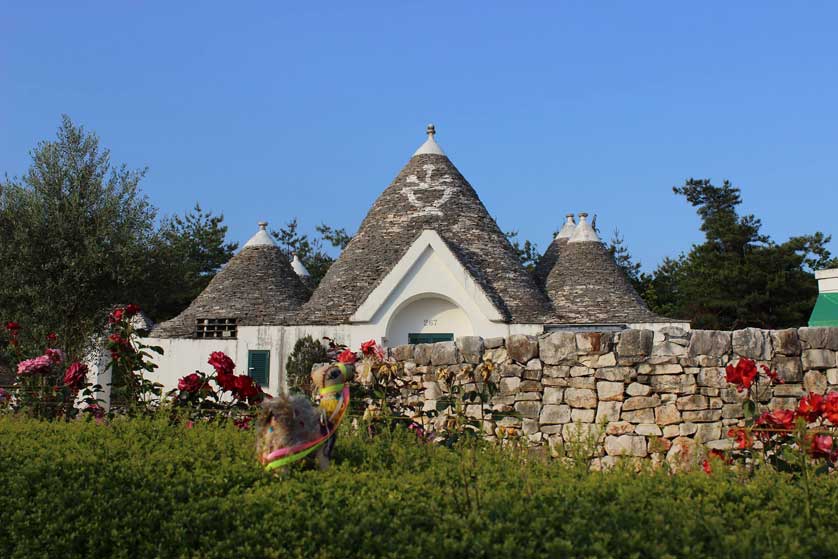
[385,327,838,464]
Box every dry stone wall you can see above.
[386,327,838,464]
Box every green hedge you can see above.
[1,416,836,559]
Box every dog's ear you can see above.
[310,364,328,389]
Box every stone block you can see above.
[617,329,654,357]
[594,367,633,382]
[676,395,708,411]
[423,381,443,400]
[596,381,624,402]
[635,423,662,437]
[538,332,576,365]
[828,368,838,386]
[484,347,508,363]
[622,395,661,411]
[772,383,805,398]
[798,327,838,350]
[681,409,722,422]
[570,365,593,377]
[543,387,563,404]
[525,358,543,370]
[655,404,681,425]
[519,380,543,393]
[456,336,484,364]
[649,374,695,394]
[652,341,687,357]
[575,332,612,354]
[414,344,433,366]
[803,371,827,394]
[431,342,459,366]
[622,408,655,423]
[514,392,541,401]
[605,435,647,457]
[626,382,652,397]
[562,422,601,442]
[694,422,722,443]
[769,397,799,410]
[666,437,699,470]
[596,401,623,423]
[606,421,634,435]
[721,403,743,419]
[539,404,571,425]
[564,388,597,409]
[392,344,415,362]
[679,422,698,436]
[484,337,505,349]
[567,377,596,390]
[688,330,732,357]
[771,329,801,356]
[501,362,525,378]
[697,367,726,388]
[514,400,541,419]
[661,326,689,338]
[571,408,596,423]
[637,363,683,376]
[802,349,836,370]
[544,365,570,378]
[732,328,771,360]
[507,335,539,363]
[521,418,540,435]
[522,368,542,381]
[662,425,680,438]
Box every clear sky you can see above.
[2,1,836,270]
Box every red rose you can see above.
[215,372,237,392]
[728,428,752,449]
[110,308,125,323]
[208,352,235,375]
[824,392,838,425]
[361,340,377,355]
[63,362,88,390]
[5,321,20,332]
[760,364,783,384]
[46,332,57,343]
[809,434,834,458]
[337,349,357,364]
[124,304,141,317]
[796,393,824,423]
[755,409,795,431]
[725,359,758,392]
[46,348,66,364]
[233,375,256,398]
[178,372,205,393]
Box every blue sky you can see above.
[2,1,836,270]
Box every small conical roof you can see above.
[534,214,575,287]
[544,216,668,324]
[298,125,554,324]
[152,222,311,337]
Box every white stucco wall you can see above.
[386,296,473,344]
[817,269,838,294]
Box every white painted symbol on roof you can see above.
[401,164,453,217]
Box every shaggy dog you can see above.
[256,363,353,472]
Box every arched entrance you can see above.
[386,295,473,346]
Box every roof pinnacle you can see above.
[413,123,446,157]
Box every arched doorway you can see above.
[386,295,473,346]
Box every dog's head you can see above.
[255,395,321,463]
[311,363,355,392]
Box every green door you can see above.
[408,333,454,344]
[247,350,270,388]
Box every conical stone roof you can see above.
[298,126,554,325]
[534,214,575,287]
[544,214,667,324]
[152,223,311,338]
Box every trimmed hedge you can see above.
[1,417,837,559]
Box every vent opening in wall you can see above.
[248,350,270,388]
[196,318,237,339]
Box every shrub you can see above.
[286,336,327,394]
[2,416,838,559]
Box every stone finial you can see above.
[244,221,276,248]
[568,212,601,243]
[556,213,576,240]
[258,221,268,230]
[413,123,446,156]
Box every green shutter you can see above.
[408,333,454,344]
[247,350,270,388]
[809,293,838,327]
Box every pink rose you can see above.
[17,355,52,376]
[63,362,88,390]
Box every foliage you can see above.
[2,322,101,420]
[285,336,328,394]
[2,416,838,558]
[0,116,157,356]
[146,204,238,321]
[0,117,237,355]
[505,229,540,273]
[271,219,352,287]
[645,179,837,328]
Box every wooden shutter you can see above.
[247,350,270,388]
